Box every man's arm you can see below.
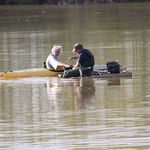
[57,62,70,68]
[73,62,80,70]
[49,56,70,69]
[68,56,78,61]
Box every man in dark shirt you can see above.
[61,43,95,78]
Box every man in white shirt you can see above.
[46,46,70,72]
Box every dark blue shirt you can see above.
[78,53,89,64]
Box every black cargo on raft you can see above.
[106,61,120,74]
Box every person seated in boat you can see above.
[46,46,70,72]
[61,43,95,78]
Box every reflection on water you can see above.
[47,77,95,110]
[107,78,121,86]
[0,2,150,150]
[0,76,150,149]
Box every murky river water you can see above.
[0,2,150,150]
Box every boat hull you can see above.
[0,68,62,78]
[0,65,127,78]
[91,71,132,78]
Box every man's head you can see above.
[72,43,83,53]
[51,46,62,56]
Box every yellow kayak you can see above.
[0,68,63,78]
[0,65,127,78]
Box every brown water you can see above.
[0,3,150,150]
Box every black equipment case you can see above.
[106,61,120,74]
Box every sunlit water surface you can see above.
[0,2,150,150]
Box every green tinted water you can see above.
[0,3,150,150]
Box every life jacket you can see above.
[80,49,95,67]
[46,66,64,72]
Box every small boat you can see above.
[0,68,62,78]
[0,65,128,78]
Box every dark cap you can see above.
[72,43,83,52]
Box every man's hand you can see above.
[68,57,72,61]
[65,64,71,68]
[68,56,78,61]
